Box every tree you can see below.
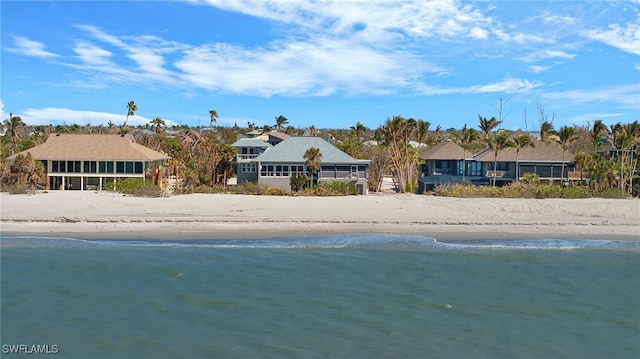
[487,131,514,186]
[3,113,26,154]
[350,122,367,142]
[477,115,502,140]
[125,101,137,126]
[289,173,307,193]
[304,147,322,187]
[454,124,478,182]
[557,126,578,182]
[275,115,289,131]
[12,152,43,187]
[375,116,418,193]
[414,120,431,148]
[150,117,166,134]
[513,133,535,180]
[209,109,218,128]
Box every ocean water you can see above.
[1,235,639,359]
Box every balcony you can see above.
[237,153,260,161]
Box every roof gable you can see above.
[9,134,170,161]
[419,141,468,160]
[231,138,273,148]
[254,137,358,163]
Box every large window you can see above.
[241,163,256,173]
[51,160,82,173]
[99,161,114,174]
[489,162,508,171]
[261,164,293,177]
[84,161,97,173]
[470,162,482,176]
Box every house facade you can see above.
[418,137,577,192]
[8,134,170,191]
[230,138,273,184]
[251,136,370,194]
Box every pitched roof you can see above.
[419,141,469,160]
[8,134,170,161]
[230,138,273,148]
[253,136,363,163]
[266,131,290,141]
[473,139,574,162]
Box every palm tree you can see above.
[557,126,577,182]
[150,117,166,134]
[350,122,367,142]
[454,124,478,182]
[414,119,431,148]
[539,120,555,142]
[478,115,502,141]
[513,133,535,180]
[488,131,514,186]
[375,116,418,193]
[125,101,137,127]
[275,115,289,131]
[209,109,218,128]
[304,147,322,187]
[3,113,26,154]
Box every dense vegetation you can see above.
[1,103,638,198]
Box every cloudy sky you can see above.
[2,0,639,131]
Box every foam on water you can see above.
[2,234,639,252]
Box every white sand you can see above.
[1,191,638,241]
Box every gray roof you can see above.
[419,141,469,160]
[473,139,574,162]
[230,138,273,148]
[253,137,361,163]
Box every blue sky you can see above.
[2,0,639,132]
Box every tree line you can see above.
[1,102,638,196]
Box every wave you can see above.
[2,234,639,252]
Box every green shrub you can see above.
[108,178,164,197]
[433,182,593,199]
[299,181,358,196]
[0,182,33,194]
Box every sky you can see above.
[1,0,639,132]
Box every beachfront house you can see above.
[472,139,576,185]
[230,138,273,184]
[251,136,371,194]
[7,134,170,191]
[418,137,577,192]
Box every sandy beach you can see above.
[1,191,638,241]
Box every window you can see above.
[260,164,292,177]
[59,161,66,173]
[241,163,256,173]
[52,161,59,172]
[116,162,125,174]
[134,162,143,174]
[99,161,114,174]
[125,162,134,174]
[470,162,482,176]
[490,162,507,171]
[291,165,305,174]
[84,161,97,173]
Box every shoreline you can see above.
[1,191,639,242]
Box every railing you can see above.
[485,170,514,178]
[237,153,260,160]
[567,171,590,179]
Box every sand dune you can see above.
[1,191,638,241]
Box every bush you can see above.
[0,182,34,194]
[298,181,358,196]
[107,178,164,197]
[433,182,594,199]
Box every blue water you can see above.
[1,235,639,358]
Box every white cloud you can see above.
[543,84,640,108]
[19,107,177,127]
[529,65,551,73]
[584,20,640,56]
[8,37,59,58]
[518,49,576,63]
[416,78,542,95]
